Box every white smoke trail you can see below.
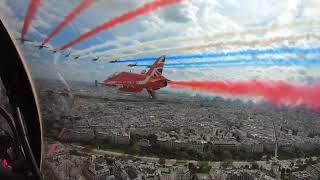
[53,51,61,65]
[77,20,320,60]
[53,52,73,100]
[102,34,320,61]
[70,29,155,57]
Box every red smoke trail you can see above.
[48,144,57,155]
[169,80,320,111]
[1,159,8,169]
[60,0,185,50]
[21,0,41,39]
[42,0,93,45]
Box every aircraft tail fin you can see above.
[146,55,165,77]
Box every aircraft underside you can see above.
[118,87,143,92]
[118,87,156,98]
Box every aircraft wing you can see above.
[104,72,146,85]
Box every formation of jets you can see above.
[15,37,68,57]
[73,55,80,59]
[51,49,59,53]
[92,57,100,61]
[65,52,71,57]
[109,59,118,63]
[16,37,32,44]
[15,36,127,63]
[127,63,138,67]
[34,44,49,49]
[16,36,165,98]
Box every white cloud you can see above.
[0,1,21,37]
[1,0,320,85]
[301,0,320,18]
[73,0,242,58]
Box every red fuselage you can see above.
[104,55,167,98]
[104,72,167,93]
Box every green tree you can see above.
[222,150,232,159]
[198,161,211,173]
[203,152,215,161]
[127,144,140,155]
[188,163,197,174]
[119,154,129,161]
[221,159,233,169]
[250,161,259,169]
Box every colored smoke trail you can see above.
[1,159,8,169]
[169,80,320,111]
[60,0,185,50]
[109,34,320,60]
[48,144,57,155]
[137,58,320,68]
[116,47,320,63]
[42,0,93,45]
[21,0,41,39]
[76,20,319,57]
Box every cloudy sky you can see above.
[0,0,320,83]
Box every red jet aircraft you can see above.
[104,55,168,98]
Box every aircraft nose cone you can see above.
[103,79,111,84]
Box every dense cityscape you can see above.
[36,79,320,180]
[2,0,320,179]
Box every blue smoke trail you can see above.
[116,47,320,63]
[136,58,320,68]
